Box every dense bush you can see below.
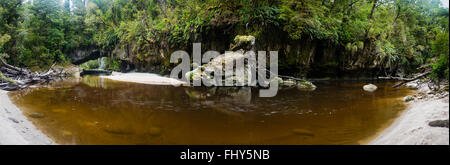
[0,0,448,76]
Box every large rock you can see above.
[231,35,256,51]
[185,50,255,86]
[363,84,377,92]
[185,35,257,86]
[28,113,45,118]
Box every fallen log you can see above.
[259,67,307,82]
[390,71,431,88]
[278,75,307,82]
[378,76,410,81]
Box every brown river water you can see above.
[9,76,413,145]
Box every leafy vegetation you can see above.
[0,0,448,81]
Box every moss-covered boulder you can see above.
[185,50,254,86]
[231,35,256,51]
[403,95,414,102]
[297,81,317,91]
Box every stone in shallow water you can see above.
[292,129,315,136]
[52,108,68,113]
[146,127,162,136]
[363,84,377,92]
[28,113,44,118]
[297,81,317,91]
[62,130,73,136]
[103,125,135,135]
[403,95,414,102]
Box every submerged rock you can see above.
[363,84,377,92]
[185,90,206,100]
[28,113,44,118]
[297,81,317,91]
[403,95,414,102]
[292,129,315,136]
[103,125,135,135]
[146,127,162,136]
[62,130,73,136]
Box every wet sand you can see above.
[0,90,54,145]
[370,84,449,145]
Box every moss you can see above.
[356,41,364,50]
[233,35,255,44]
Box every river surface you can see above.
[9,76,413,145]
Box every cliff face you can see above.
[101,28,405,79]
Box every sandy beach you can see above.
[101,72,188,86]
[370,83,449,145]
[0,90,54,145]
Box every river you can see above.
[9,76,413,145]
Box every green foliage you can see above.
[430,9,449,80]
[103,57,122,71]
[0,0,448,77]
[0,34,10,47]
[431,51,449,80]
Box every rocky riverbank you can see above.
[0,90,54,145]
[370,81,449,145]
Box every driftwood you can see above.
[379,71,432,88]
[0,58,62,91]
[278,75,307,82]
[258,67,307,82]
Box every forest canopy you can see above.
[0,0,449,80]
